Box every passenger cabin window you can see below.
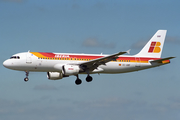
[10,56,20,59]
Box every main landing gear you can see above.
[86,75,93,82]
[75,75,82,85]
[75,74,93,85]
[24,71,29,82]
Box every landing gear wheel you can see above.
[75,79,82,85]
[24,71,29,82]
[24,77,29,82]
[86,75,93,82]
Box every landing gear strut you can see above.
[85,70,93,82]
[75,75,82,85]
[24,71,29,82]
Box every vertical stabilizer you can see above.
[135,30,167,58]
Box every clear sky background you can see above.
[0,0,180,120]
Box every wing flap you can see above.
[79,50,129,71]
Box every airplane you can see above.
[3,30,175,85]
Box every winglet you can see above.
[126,49,131,54]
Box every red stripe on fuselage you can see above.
[68,55,103,59]
[39,52,55,57]
[36,52,160,61]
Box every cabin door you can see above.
[135,57,141,67]
[26,52,32,64]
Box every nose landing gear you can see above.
[24,71,29,82]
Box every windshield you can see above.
[10,56,20,59]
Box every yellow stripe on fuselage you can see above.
[130,60,149,63]
[30,52,45,58]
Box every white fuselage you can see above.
[3,52,164,74]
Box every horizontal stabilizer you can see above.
[150,57,175,64]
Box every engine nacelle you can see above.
[62,65,80,75]
[47,72,63,80]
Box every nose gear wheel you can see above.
[24,71,29,82]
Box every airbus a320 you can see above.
[3,30,175,85]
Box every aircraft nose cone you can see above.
[3,60,8,67]
[3,60,11,68]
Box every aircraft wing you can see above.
[78,50,130,72]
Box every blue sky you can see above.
[0,0,180,120]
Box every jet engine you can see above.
[62,65,80,75]
[47,72,63,80]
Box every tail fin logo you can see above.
[148,41,161,53]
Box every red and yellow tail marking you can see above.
[162,60,170,64]
[148,42,161,53]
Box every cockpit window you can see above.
[10,56,20,59]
